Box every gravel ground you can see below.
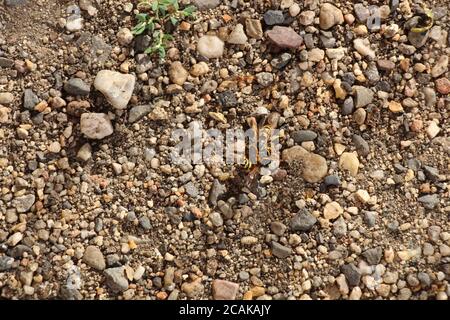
[0,0,449,300]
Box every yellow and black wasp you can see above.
[231,112,280,195]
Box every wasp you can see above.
[231,112,280,194]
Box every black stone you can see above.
[134,35,151,53]
[263,10,284,26]
[342,73,355,85]
[376,80,391,92]
[217,91,237,108]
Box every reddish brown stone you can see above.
[266,26,303,49]
[212,279,239,300]
[377,59,395,71]
[435,78,450,94]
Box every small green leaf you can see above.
[148,22,155,32]
[159,6,167,16]
[136,13,148,23]
[170,16,178,25]
[158,46,166,59]
[153,30,161,38]
[132,22,146,35]
[163,33,173,41]
[182,5,196,16]
[151,0,158,11]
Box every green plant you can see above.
[132,0,196,60]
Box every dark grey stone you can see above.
[324,175,340,187]
[0,57,14,68]
[59,286,82,300]
[376,80,391,92]
[341,263,361,286]
[5,0,27,6]
[387,220,399,232]
[264,10,284,26]
[271,53,292,69]
[406,158,421,171]
[64,78,90,96]
[139,216,151,230]
[134,35,151,53]
[217,91,237,108]
[7,244,32,258]
[363,211,377,227]
[192,0,221,10]
[106,254,121,267]
[292,130,317,143]
[423,166,439,181]
[352,134,370,157]
[320,35,336,48]
[23,89,39,110]
[362,247,383,265]
[418,194,439,209]
[342,97,354,115]
[342,73,355,85]
[271,241,292,258]
[104,267,129,293]
[0,256,14,271]
[290,209,317,232]
[303,34,316,49]
[333,217,347,238]
[394,163,407,173]
[417,272,431,287]
[128,105,153,123]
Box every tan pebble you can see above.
[34,101,48,112]
[339,152,359,176]
[355,189,370,203]
[250,286,265,297]
[323,201,343,220]
[243,291,253,300]
[404,169,414,182]
[388,101,403,113]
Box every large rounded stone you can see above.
[319,3,344,30]
[197,35,224,58]
[80,113,114,139]
[282,146,328,183]
[94,70,136,110]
